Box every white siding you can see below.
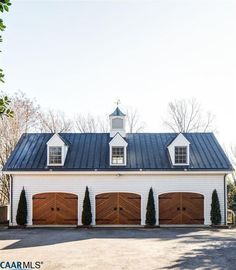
[11,173,226,226]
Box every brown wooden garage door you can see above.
[33,192,78,225]
[159,192,204,225]
[96,193,141,225]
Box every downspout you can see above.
[224,174,227,226]
[10,174,13,226]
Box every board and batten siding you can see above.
[11,173,226,226]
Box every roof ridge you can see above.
[20,132,215,135]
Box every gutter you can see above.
[2,170,232,176]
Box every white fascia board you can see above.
[3,170,231,176]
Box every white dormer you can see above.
[47,134,68,166]
[109,133,128,166]
[167,133,190,166]
[109,107,126,138]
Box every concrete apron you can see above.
[25,224,212,228]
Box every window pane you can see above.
[112,147,124,164]
[175,146,187,164]
[49,147,62,165]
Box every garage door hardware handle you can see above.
[119,207,123,211]
[57,208,60,211]
[114,207,117,211]
[177,207,180,211]
[51,208,54,211]
[183,207,186,211]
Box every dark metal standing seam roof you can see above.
[3,133,232,172]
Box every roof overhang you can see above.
[3,170,232,176]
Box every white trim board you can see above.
[3,170,230,175]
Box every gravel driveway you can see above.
[0,227,235,270]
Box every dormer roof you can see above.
[46,133,68,146]
[109,132,128,146]
[167,133,190,147]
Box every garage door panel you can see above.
[118,193,141,225]
[159,193,181,224]
[33,193,56,225]
[56,193,78,225]
[57,193,78,225]
[119,194,140,210]
[96,193,118,224]
[182,193,204,224]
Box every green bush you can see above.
[210,189,222,225]
[82,186,92,226]
[16,187,27,226]
[227,181,236,211]
[145,187,156,226]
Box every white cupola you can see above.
[109,106,126,138]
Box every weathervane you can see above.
[115,99,121,106]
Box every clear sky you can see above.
[2,0,236,148]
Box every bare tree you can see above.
[74,114,108,133]
[126,107,146,133]
[39,109,73,133]
[163,98,215,133]
[0,91,40,204]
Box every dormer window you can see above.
[49,146,62,165]
[112,147,124,165]
[109,133,128,166]
[175,146,187,164]
[167,133,190,166]
[46,133,68,167]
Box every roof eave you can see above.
[3,169,233,175]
